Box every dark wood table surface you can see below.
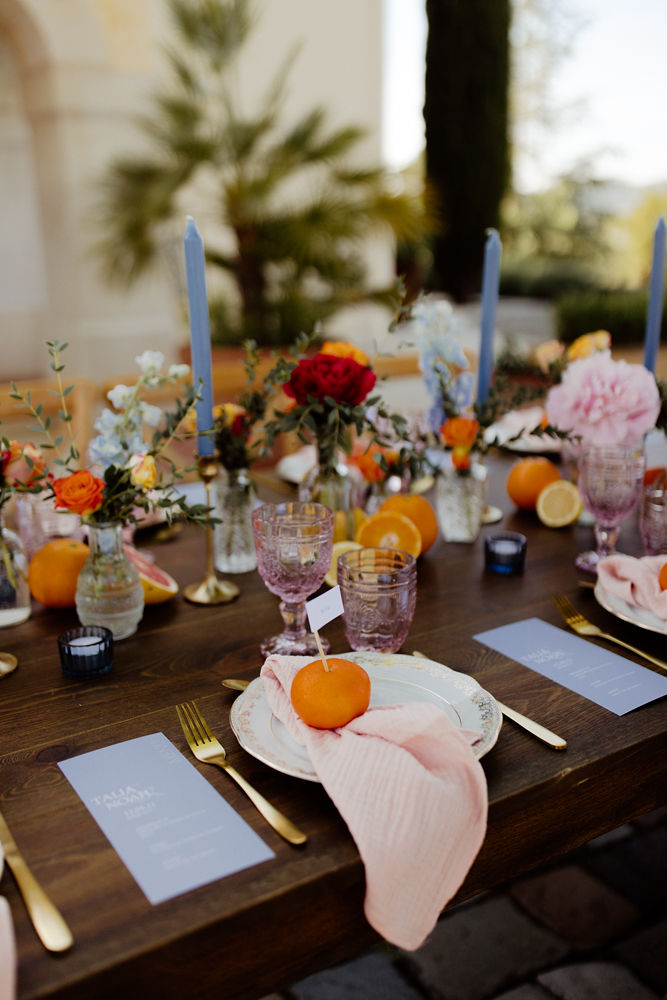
[1,458,666,1000]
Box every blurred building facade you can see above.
[0,0,388,379]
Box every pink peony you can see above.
[545,354,660,446]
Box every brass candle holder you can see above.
[184,453,240,605]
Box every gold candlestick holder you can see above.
[184,453,240,605]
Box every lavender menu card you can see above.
[59,732,274,904]
[474,618,667,716]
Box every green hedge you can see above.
[500,260,600,300]
[555,291,662,345]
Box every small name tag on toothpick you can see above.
[306,586,344,633]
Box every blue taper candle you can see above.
[644,215,666,374]
[476,228,502,405]
[184,216,215,456]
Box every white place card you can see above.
[307,585,344,633]
[474,617,667,716]
[59,732,275,904]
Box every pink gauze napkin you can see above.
[260,655,488,951]
[0,847,17,1000]
[597,554,667,621]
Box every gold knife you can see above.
[224,671,568,751]
[410,651,567,751]
[0,808,73,952]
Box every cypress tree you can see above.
[424,0,510,301]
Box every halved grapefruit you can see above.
[124,545,178,604]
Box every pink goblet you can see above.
[575,443,645,573]
[252,501,334,657]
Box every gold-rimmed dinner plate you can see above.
[594,580,667,636]
[229,651,502,782]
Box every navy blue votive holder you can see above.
[484,532,527,575]
[58,626,114,679]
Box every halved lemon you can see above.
[325,540,362,587]
[536,480,583,528]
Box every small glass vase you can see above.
[15,492,84,559]
[435,460,488,543]
[214,467,257,573]
[299,458,355,541]
[0,512,31,628]
[75,522,144,639]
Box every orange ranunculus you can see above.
[320,340,370,368]
[52,470,105,516]
[566,330,611,361]
[351,442,399,483]
[440,416,480,450]
[2,441,46,487]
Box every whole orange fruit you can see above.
[378,494,438,554]
[291,657,371,729]
[28,538,89,608]
[659,561,667,591]
[506,457,561,510]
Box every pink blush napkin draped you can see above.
[260,655,488,951]
[597,554,667,620]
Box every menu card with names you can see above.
[59,732,274,904]
[474,617,667,715]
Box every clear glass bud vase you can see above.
[435,460,488,543]
[0,512,31,627]
[75,522,144,639]
[299,445,355,541]
[214,467,257,573]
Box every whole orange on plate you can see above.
[506,456,561,510]
[28,538,89,607]
[378,494,438,554]
[291,657,371,729]
[355,510,422,557]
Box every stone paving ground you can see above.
[259,808,666,1000]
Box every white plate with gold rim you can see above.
[594,581,667,636]
[229,651,502,782]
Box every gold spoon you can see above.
[0,653,18,677]
[222,678,250,692]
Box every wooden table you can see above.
[2,459,666,1000]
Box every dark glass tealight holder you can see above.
[484,532,527,575]
[58,626,114,679]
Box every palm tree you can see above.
[94,0,432,346]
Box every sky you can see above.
[383,0,667,192]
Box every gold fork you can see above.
[176,702,307,846]
[553,594,667,672]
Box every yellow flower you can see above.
[320,340,370,367]
[214,402,247,425]
[566,330,611,361]
[129,453,157,490]
[533,339,565,373]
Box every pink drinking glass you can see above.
[252,501,334,657]
[575,443,646,574]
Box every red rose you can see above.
[284,354,376,407]
[52,470,105,516]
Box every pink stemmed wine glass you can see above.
[252,501,334,657]
[575,443,646,574]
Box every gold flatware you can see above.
[176,702,307,846]
[0,808,73,952]
[411,651,567,750]
[553,594,667,672]
[0,653,18,677]
[222,678,250,692]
